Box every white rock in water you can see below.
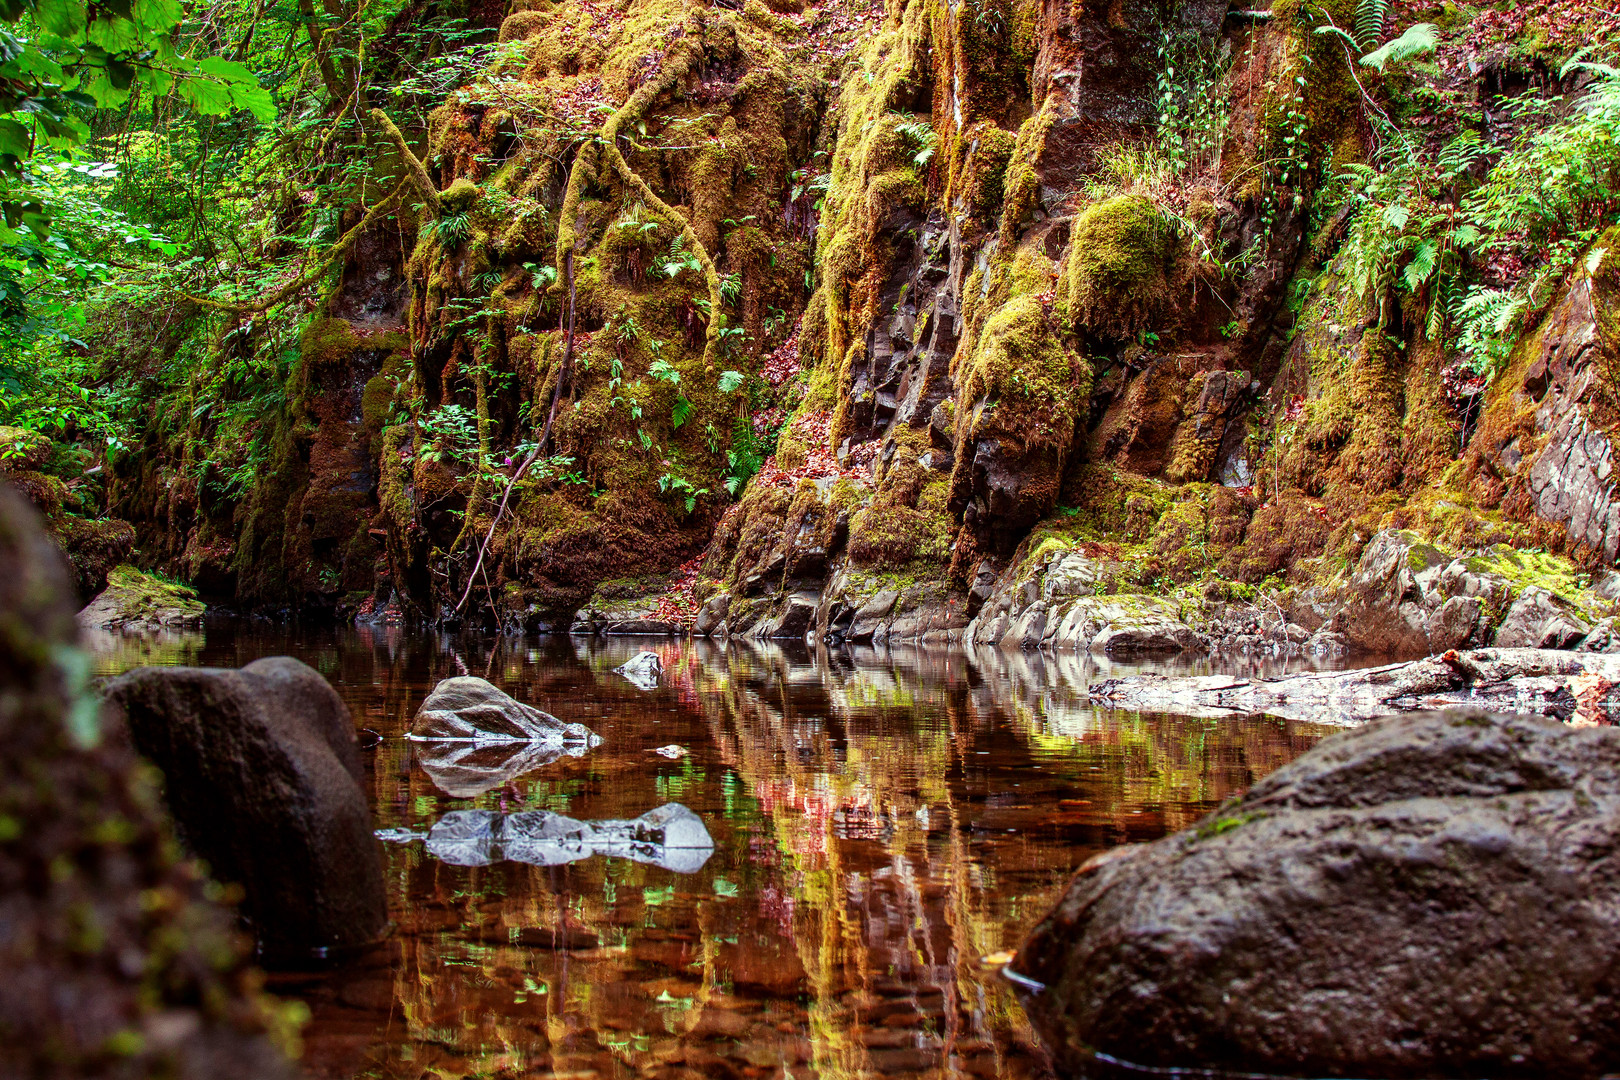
[614,651,663,690]
[410,676,602,748]
[653,744,687,758]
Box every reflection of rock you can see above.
[78,563,206,631]
[1012,710,1620,1078]
[614,650,663,690]
[410,675,601,745]
[416,739,590,798]
[105,656,389,965]
[387,802,715,874]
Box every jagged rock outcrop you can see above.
[0,483,294,1078]
[1011,710,1620,1079]
[89,0,1620,646]
[105,657,390,964]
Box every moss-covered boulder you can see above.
[78,564,206,632]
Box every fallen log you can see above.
[1087,648,1620,726]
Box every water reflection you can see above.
[90,625,1342,1080]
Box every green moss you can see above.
[101,564,207,620]
[954,291,1087,451]
[953,122,1016,219]
[1468,545,1596,613]
[1060,194,1176,339]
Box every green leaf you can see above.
[0,117,30,161]
[717,369,744,393]
[35,0,87,37]
[132,0,182,31]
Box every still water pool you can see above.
[91,624,1347,1080]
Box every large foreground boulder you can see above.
[1010,710,1620,1078]
[410,675,601,746]
[0,483,292,1078]
[105,657,388,965]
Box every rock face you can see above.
[105,657,389,964]
[409,676,602,746]
[0,483,293,1077]
[381,802,714,874]
[78,563,207,631]
[1335,529,1608,654]
[1089,647,1620,725]
[1011,710,1620,1079]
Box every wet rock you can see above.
[77,563,206,631]
[694,592,731,636]
[0,483,294,1077]
[392,802,715,874]
[105,656,389,964]
[1494,587,1591,649]
[1088,647,1620,725]
[1579,617,1620,654]
[1012,710,1620,1079]
[614,650,663,690]
[570,577,681,635]
[410,675,601,746]
[1040,552,1110,602]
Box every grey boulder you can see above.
[410,676,601,746]
[104,657,388,964]
[1011,710,1620,1078]
[1493,585,1591,649]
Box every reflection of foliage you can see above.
[305,632,1337,1080]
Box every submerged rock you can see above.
[105,656,389,965]
[386,802,714,874]
[614,650,663,690]
[77,563,205,631]
[1089,647,1620,725]
[410,675,601,745]
[1011,710,1620,1079]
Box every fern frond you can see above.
[1355,0,1390,49]
[1402,241,1437,292]
[1361,23,1438,72]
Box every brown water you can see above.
[90,625,1348,1080]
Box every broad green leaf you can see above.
[0,117,29,161]
[34,0,85,37]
